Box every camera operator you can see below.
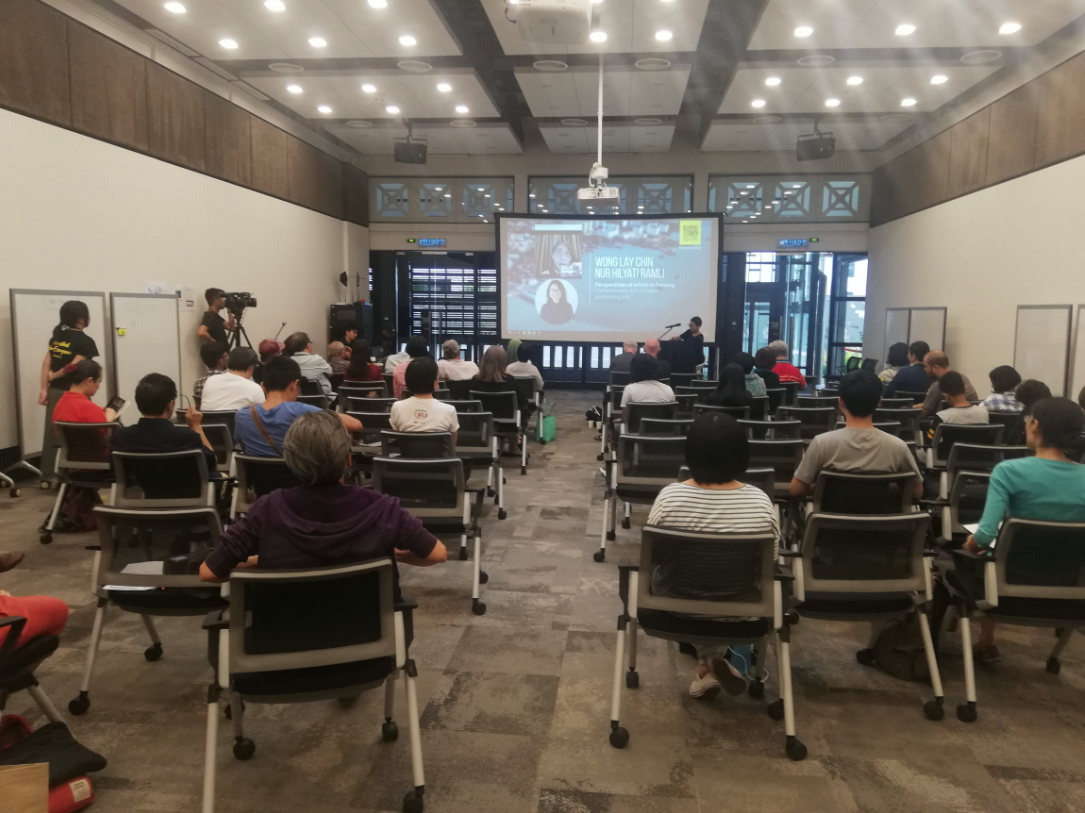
[197,288,236,345]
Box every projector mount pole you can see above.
[597,52,603,169]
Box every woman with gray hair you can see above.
[200,410,446,598]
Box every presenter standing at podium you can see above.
[671,317,706,365]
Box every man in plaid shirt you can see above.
[981,365,1023,413]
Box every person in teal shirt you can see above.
[962,397,1085,663]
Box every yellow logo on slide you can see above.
[679,220,701,245]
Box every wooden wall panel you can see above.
[203,92,251,186]
[946,108,990,200]
[986,83,1040,186]
[914,130,952,213]
[68,23,148,151]
[288,137,344,218]
[1035,52,1085,169]
[344,164,369,226]
[0,0,70,124]
[249,116,290,200]
[146,62,205,171]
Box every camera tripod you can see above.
[228,309,254,351]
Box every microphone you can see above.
[664,323,681,329]
[274,322,287,340]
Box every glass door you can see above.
[827,253,868,377]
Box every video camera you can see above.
[223,292,257,315]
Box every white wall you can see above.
[865,152,1085,396]
[0,107,367,451]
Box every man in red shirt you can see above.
[769,340,807,387]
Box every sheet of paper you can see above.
[105,560,164,591]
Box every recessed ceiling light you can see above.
[590,30,607,42]
[765,77,781,86]
[287,84,302,94]
[825,98,840,107]
[794,26,813,37]
[930,75,948,85]
[164,1,185,12]
[455,104,469,113]
[895,24,916,36]
[751,99,766,108]
[999,22,1021,35]
[317,105,332,114]
[386,105,400,113]
[219,38,238,49]
[437,83,451,92]
[444,193,451,198]
[399,34,416,46]
[655,29,672,41]
[846,76,863,86]
[263,0,285,10]
[309,37,327,47]
[361,83,376,93]
[484,194,491,198]
[529,193,536,198]
[368,0,387,6]
[901,97,917,107]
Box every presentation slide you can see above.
[499,215,720,343]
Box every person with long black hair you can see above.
[38,300,99,481]
[705,364,753,409]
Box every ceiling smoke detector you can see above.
[269,62,304,73]
[397,60,433,73]
[346,120,374,128]
[533,59,569,72]
[450,119,477,128]
[635,57,671,71]
[961,49,1002,65]
[797,54,835,67]
[561,118,589,126]
[634,117,663,125]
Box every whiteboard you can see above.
[1071,305,1085,405]
[884,308,910,357]
[1014,305,1072,397]
[110,294,181,426]
[10,289,110,458]
[908,308,946,349]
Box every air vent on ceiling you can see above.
[961,49,1001,65]
[269,63,304,73]
[797,55,835,67]
[450,119,477,128]
[195,57,238,81]
[561,118,588,126]
[146,29,199,57]
[533,60,569,72]
[346,120,374,128]
[880,113,914,123]
[635,57,671,71]
[231,80,270,101]
[754,115,783,124]
[398,60,433,73]
[634,117,663,126]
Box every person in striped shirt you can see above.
[648,412,780,700]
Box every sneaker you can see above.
[689,672,721,700]
[973,645,1002,666]
[711,658,748,696]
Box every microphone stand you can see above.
[658,325,678,341]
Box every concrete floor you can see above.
[4,389,1085,812]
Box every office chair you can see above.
[0,616,64,725]
[40,421,118,544]
[638,418,693,436]
[230,455,300,519]
[780,381,800,405]
[296,394,330,409]
[874,408,923,444]
[348,396,397,413]
[693,404,750,420]
[450,399,483,414]
[621,401,678,436]
[738,419,801,441]
[338,382,388,409]
[776,406,837,444]
[471,390,527,475]
[454,411,505,520]
[111,449,215,508]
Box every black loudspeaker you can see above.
[393,138,428,164]
[796,131,836,161]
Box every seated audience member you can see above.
[620,354,675,409]
[383,341,410,374]
[790,370,923,500]
[734,352,766,397]
[753,347,781,389]
[390,358,459,443]
[234,356,361,457]
[437,339,480,381]
[505,341,544,393]
[927,371,989,441]
[0,550,69,649]
[194,342,228,403]
[644,338,671,380]
[919,351,978,416]
[470,345,528,410]
[111,373,217,474]
[284,332,333,397]
[961,397,1085,664]
[199,410,446,601]
[648,412,780,699]
[199,348,265,412]
[705,363,753,409]
[879,342,910,383]
[1016,379,1052,419]
[393,336,430,399]
[258,339,283,364]
[327,341,350,376]
[883,340,931,397]
[981,365,1023,413]
[769,340,806,387]
[344,339,383,384]
[610,340,639,374]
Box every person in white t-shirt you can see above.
[390,357,459,444]
[437,339,480,381]
[620,354,674,410]
[199,347,266,412]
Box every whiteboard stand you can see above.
[1014,305,1072,397]
[110,293,182,424]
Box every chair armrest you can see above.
[394,597,419,613]
[395,597,417,652]
[778,549,802,558]
[950,547,992,562]
[202,609,230,630]
[84,545,101,552]
[0,616,28,661]
[617,559,639,572]
[774,564,795,582]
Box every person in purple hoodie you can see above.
[200,410,446,599]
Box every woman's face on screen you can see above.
[549,282,563,303]
[551,240,572,268]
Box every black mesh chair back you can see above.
[382,372,395,394]
[776,407,836,442]
[674,393,698,419]
[639,418,693,436]
[675,385,709,404]
[616,434,687,486]
[895,391,929,405]
[874,408,922,442]
[685,379,718,390]
[444,379,477,401]
[198,411,237,435]
[668,372,695,389]
[93,505,222,589]
[372,456,465,519]
[296,394,329,409]
[623,401,678,434]
[201,424,234,473]
[451,399,483,414]
[511,377,537,407]
[680,466,775,499]
[609,370,631,388]
[929,424,1004,468]
[380,431,455,459]
[348,396,396,413]
[879,397,917,410]
[299,378,323,397]
[608,387,627,414]
[765,388,787,414]
[748,440,804,494]
[946,443,1029,479]
[738,420,801,441]
[693,404,750,420]
[800,512,930,589]
[812,472,917,514]
[347,411,393,446]
[749,396,770,421]
[472,390,519,425]
[987,411,1025,445]
[946,470,991,537]
[329,373,344,392]
[338,382,387,408]
[54,421,117,471]
[994,519,1085,597]
[112,449,212,507]
[233,455,301,516]
[797,395,837,410]
[455,412,496,458]
[780,382,799,405]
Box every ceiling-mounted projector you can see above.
[578,186,619,201]
[393,137,427,164]
[509,0,593,45]
[796,118,835,161]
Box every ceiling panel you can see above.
[539,122,675,153]
[479,0,709,55]
[516,65,689,117]
[325,122,522,154]
[701,118,912,151]
[747,0,1085,50]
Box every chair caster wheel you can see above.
[503,477,507,484]
[68,693,90,716]
[625,671,639,689]
[855,648,875,666]
[224,699,245,719]
[487,487,495,497]
[924,700,945,721]
[785,612,800,626]
[472,600,486,616]
[498,509,507,520]
[479,571,489,584]
[606,531,616,542]
[39,532,53,545]
[458,547,468,561]
[749,680,765,699]
[9,488,19,498]
[1047,657,1061,675]
[767,700,784,721]
[621,518,631,530]
[233,737,256,760]
[956,702,977,723]
[144,643,163,662]
[597,453,604,461]
[609,727,629,749]
[382,720,399,742]
[785,738,807,761]
[40,481,51,490]
[403,790,424,813]
[593,550,605,563]
[520,467,526,475]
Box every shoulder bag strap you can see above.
[248,405,282,456]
